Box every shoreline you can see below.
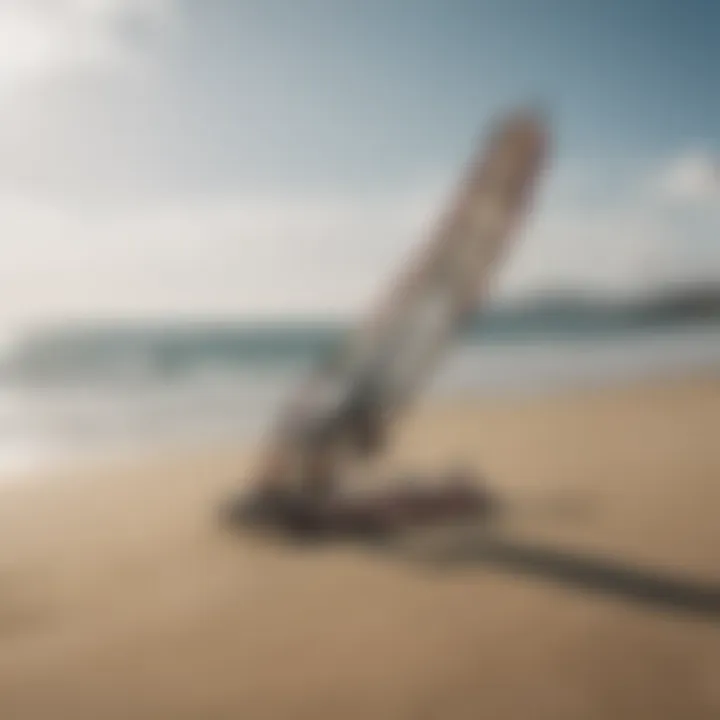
[1,363,718,490]
[0,371,718,719]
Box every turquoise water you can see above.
[5,304,719,384]
[0,308,718,476]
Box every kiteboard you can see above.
[221,107,550,538]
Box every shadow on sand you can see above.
[391,530,720,622]
[219,485,719,621]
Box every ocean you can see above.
[0,310,719,478]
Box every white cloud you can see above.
[501,205,661,298]
[0,186,444,327]
[652,150,720,205]
[0,145,719,331]
[0,170,718,331]
[0,0,177,90]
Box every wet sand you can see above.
[0,374,718,720]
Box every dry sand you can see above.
[0,374,718,720]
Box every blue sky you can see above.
[0,0,718,326]
[166,0,720,189]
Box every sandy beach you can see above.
[0,373,718,720]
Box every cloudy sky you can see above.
[0,0,718,328]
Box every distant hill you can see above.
[483,283,720,321]
[634,284,720,320]
[462,284,720,340]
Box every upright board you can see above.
[253,108,549,494]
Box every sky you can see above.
[0,0,719,328]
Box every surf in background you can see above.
[0,287,718,478]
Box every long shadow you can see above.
[219,487,720,621]
[396,531,720,621]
